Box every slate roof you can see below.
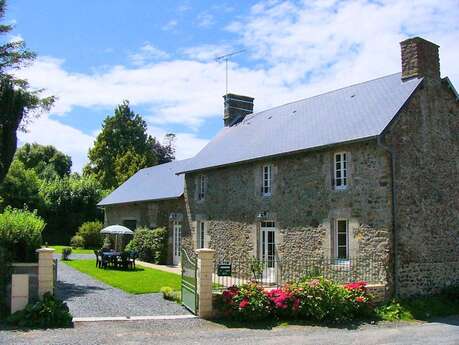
[177,73,422,174]
[98,159,190,206]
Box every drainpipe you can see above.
[377,135,399,298]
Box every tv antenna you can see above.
[215,49,246,95]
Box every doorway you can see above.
[173,221,182,266]
[260,220,276,283]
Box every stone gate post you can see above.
[196,248,215,319]
[36,247,55,299]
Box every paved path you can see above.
[1,316,458,345]
[53,253,94,260]
[136,260,181,274]
[55,260,190,317]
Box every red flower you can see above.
[344,281,367,291]
[355,296,365,303]
[239,299,249,309]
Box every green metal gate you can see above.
[181,249,197,314]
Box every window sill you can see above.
[334,186,349,191]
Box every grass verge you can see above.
[50,245,94,255]
[376,293,459,321]
[63,259,181,294]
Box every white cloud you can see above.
[17,115,95,173]
[147,126,209,160]
[15,0,459,172]
[195,12,215,28]
[228,0,459,89]
[177,2,191,13]
[162,20,178,31]
[9,34,23,43]
[182,44,233,61]
[129,42,169,66]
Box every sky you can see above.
[6,0,459,172]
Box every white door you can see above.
[260,221,276,283]
[173,221,182,266]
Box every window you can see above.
[197,221,206,249]
[198,175,206,200]
[262,165,272,196]
[122,219,137,231]
[335,219,349,259]
[334,152,348,190]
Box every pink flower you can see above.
[239,299,249,309]
[308,279,320,288]
[355,296,365,303]
[292,298,300,311]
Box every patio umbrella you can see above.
[100,225,134,251]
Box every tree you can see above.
[39,174,106,244]
[154,133,176,164]
[0,159,42,210]
[113,148,151,187]
[84,100,158,189]
[0,0,54,184]
[15,143,72,180]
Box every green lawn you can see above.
[63,259,181,294]
[50,245,94,255]
[376,293,459,321]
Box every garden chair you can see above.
[100,251,109,269]
[120,251,130,270]
[93,250,100,268]
[129,250,138,270]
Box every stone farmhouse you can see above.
[100,37,458,297]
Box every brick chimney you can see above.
[400,37,440,84]
[223,93,254,127]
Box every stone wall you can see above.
[103,197,187,264]
[183,141,393,285]
[383,79,459,296]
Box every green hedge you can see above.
[0,207,45,316]
[125,227,168,264]
[0,207,45,262]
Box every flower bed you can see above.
[216,278,374,322]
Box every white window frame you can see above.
[334,152,348,190]
[197,221,206,249]
[198,174,206,201]
[334,219,349,260]
[262,165,272,196]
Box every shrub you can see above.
[7,292,73,328]
[124,227,168,264]
[70,235,84,249]
[217,278,374,323]
[161,286,180,303]
[0,207,45,262]
[61,247,72,261]
[76,221,103,249]
[217,283,272,321]
[375,299,412,321]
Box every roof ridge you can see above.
[242,72,403,123]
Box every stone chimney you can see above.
[400,37,440,83]
[223,93,254,127]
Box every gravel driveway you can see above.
[1,316,458,345]
[55,260,190,317]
